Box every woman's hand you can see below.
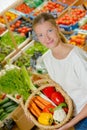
[55,123,70,130]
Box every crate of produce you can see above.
[24,0,44,8]
[68,32,87,48]
[29,1,68,20]
[24,77,73,129]
[56,6,86,31]
[8,40,48,69]
[10,2,35,18]
[0,11,18,24]
[0,93,19,122]
[0,31,28,64]
[10,16,32,38]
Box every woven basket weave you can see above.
[24,78,73,130]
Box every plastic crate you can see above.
[28,1,68,20]
[59,22,78,31]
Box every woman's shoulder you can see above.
[42,49,51,58]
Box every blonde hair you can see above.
[32,13,68,43]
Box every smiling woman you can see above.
[32,12,87,130]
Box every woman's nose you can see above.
[45,34,51,41]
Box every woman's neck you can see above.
[52,43,74,59]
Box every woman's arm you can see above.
[56,104,87,130]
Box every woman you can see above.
[32,12,87,130]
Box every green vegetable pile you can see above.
[13,41,48,67]
[0,97,18,121]
[0,31,26,62]
[0,44,13,63]
[0,31,26,48]
[0,66,36,101]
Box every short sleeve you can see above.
[74,47,87,88]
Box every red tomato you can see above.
[20,32,25,37]
[43,104,55,114]
[18,28,22,33]
[51,91,65,105]
[63,107,68,113]
[42,86,56,98]
[15,23,20,27]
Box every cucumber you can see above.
[0,112,8,121]
[0,97,10,106]
[5,105,18,113]
[1,101,16,109]
[0,108,4,114]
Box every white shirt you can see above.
[42,46,87,115]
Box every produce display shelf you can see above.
[0,94,19,125]
[0,0,23,15]
[28,0,68,20]
[9,16,32,38]
[1,37,31,66]
[10,3,34,18]
[8,40,48,70]
[9,40,35,64]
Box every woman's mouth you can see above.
[47,39,54,45]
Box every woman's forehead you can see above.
[35,21,55,29]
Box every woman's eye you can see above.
[48,29,53,32]
[38,34,43,38]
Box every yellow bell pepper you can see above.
[38,112,53,125]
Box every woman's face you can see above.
[34,21,61,49]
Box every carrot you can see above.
[36,96,51,106]
[33,97,45,109]
[29,107,39,118]
[30,100,41,116]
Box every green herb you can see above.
[0,67,31,100]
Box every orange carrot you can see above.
[36,96,51,106]
[29,107,39,118]
[33,97,45,109]
[30,100,41,116]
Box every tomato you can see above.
[63,107,68,113]
[15,22,20,27]
[21,29,27,34]
[20,32,25,37]
[51,91,65,105]
[42,86,56,98]
[43,104,55,114]
[18,28,22,33]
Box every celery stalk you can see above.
[21,66,37,91]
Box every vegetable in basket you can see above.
[38,112,53,125]
[53,102,68,123]
[43,104,55,114]
[51,91,65,105]
[42,86,56,98]
[53,108,67,123]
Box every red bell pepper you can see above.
[42,86,56,99]
[51,91,65,105]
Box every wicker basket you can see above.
[24,78,73,130]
